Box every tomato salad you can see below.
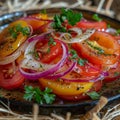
[0,9,120,104]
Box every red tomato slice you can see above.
[72,31,120,68]
[75,63,101,78]
[55,80,102,101]
[76,21,107,31]
[23,13,49,31]
[90,31,120,55]
[0,64,25,90]
[104,62,120,82]
[35,39,63,64]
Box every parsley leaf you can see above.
[61,8,83,26]
[69,49,86,66]
[24,86,56,104]
[92,14,102,21]
[9,24,30,39]
[52,8,83,32]
[87,91,100,100]
[52,14,67,32]
[77,58,87,66]
[41,9,47,14]
[116,29,120,36]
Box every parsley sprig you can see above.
[24,86,56,104]
[69,49,87,66]
[9,24,30,39]
[52,8,83,32]
[92,14,102,21]
[87,91,100,100]
[86,41,105,54]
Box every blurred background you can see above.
[0,0,120,20]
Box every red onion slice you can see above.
[46,61,76,79]
[0,40,29,65]
[19,39,68,80]
[60,71,108,83]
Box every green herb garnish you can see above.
[92,14,102,21]
[24,86,56,104]
[116,29,120,36]
[52,8,83,32]
[77,58,87,66]
[28,50,39,59]
[48,37,56,46]
[114,72,120,77]
[69,49,78,59]
[107,24,111,28]
[86,41,105,54]
[61,8,83,26]
[9,24,30,39]
[69,49,86,66]
[41,9,47,14]
[87,91,100,100]
[47,37,56,53]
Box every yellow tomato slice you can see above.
[39,78,93,96]
[0,20,29,57]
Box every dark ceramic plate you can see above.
[0,8,120,115]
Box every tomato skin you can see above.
[75,63,101,78]
[23,13,49,30]
[72,31,120,68]
[39,78,94,96]
[0,64,25,90]
[0,20,29,57]
[35,39,63,64]
[76,21,107,30]
[104,62,120,82]
[90,31,120,55]
[54,81,102,101]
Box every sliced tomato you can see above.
[59,80,102,101]
[72,31,120,68]
[90,31,120,55]
[76,20,107,31]
[76,21,107,31]
[35,39,63,64]
[39,78,94,96]
[23,13,49,30]
[0,64,25,90]
[74,63,101,78]
[0,20,29,57]
[104,62,120,82]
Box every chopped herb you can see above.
[114,72,120,77]
[9,24,30,39]
[92,14,102,21]
[107,24,111,28]
[39,64,43,68]
[61,8,83,26]
[24,86,56,104]
[69,49,78,59]
[118,90,120,93]
[48,37,56,46]
[47,47,51,53]
[52,14,67,32]
[86,41,104,54]
[52,8,82,32]
[116,29,120,36]
[87,91,100,100]
[41,9,47,14]
[77,58,87,66]
[69,49,86,66]
[47,37,56,53]
[28,50,39,59]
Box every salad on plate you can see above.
[0,8,120,104]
